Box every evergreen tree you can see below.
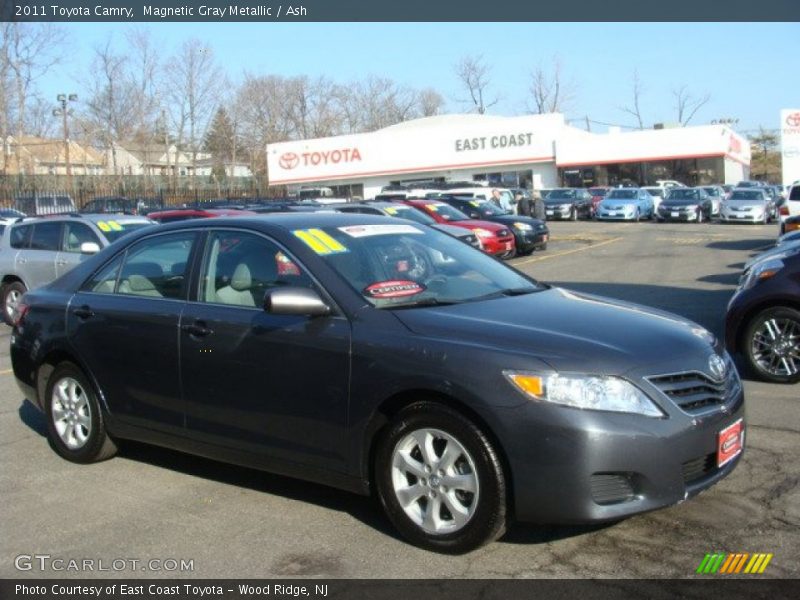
[204,107,236,162]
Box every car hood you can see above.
[724,200,766,208]
[661,199,701,207]
[450,219,510,233]
[431,223,473,239]
[600,200,637,208]
[393,287,717,376]
[484,215,547,228]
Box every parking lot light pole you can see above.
[53,93,78,191]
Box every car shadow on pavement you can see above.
[706,238,774,252]
[19,399,47,436]
[696,273,740,286]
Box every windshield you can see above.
[381,204,436,225]
[547,189,577,200]
[702,187,721,197]
[303,224,541,308]
[102,222,154,242]
[420,202,471,222]
[666,189,699,200]
[470,200,506,216]
[730,190,764,200]
[607,190,637,199]
[643,188,664,197]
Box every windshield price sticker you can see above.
[292,229,349,255]
[364,280,426,299]
[339,224,423,238]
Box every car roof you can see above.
[149,212,406,234]
[81,213,153,224]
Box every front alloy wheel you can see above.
[2,281,26,326]
[376,402,506,553]
[744,307,800,384]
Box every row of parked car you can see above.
[0,195,551,325]
[536,181,795,226]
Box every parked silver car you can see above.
[719,189,776,224]
[0,213,154,324]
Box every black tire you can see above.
[1,280,26,326]
[44,362,118,463]
[375,402,507,554]
[742,307,800,384]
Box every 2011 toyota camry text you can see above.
[10,213,745,553]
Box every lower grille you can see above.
[682,453,716,484]
[590,473,635,505]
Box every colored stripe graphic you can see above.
[697,553,773,575]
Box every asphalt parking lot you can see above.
[1,219,797,579]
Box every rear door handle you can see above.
[181,321,213,337]
[73,306,95,320]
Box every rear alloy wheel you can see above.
[743,307,800,384]
[1,280,26,326]
[45,362,118,463]
[375,402,507,553]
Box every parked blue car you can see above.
[595,188,655,221]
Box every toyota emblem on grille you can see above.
[708,355,726,381]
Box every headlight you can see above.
[513,222,533,231]
[504,371,664,417]
[473,228,494,239]
[742,258,784,289]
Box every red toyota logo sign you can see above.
[279,152,300,170]
[786,112,800,127]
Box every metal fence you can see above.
[0,174,288,214]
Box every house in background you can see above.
[105,142,195,176]
[3,136,105,175]
[194,156,254,178]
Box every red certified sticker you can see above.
[717,418,744,467]
[364,280,426,299]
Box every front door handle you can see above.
[181,321,213,337]
[73,306,95,320]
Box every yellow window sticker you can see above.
[97,221,111,232]
[385,207,398,215]
[425,204,440,211]
[107,220,123,231]
[469,201,480,207]
[293,229,349,255]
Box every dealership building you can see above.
[266,113,751,199]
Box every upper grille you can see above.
[647,364,739,414]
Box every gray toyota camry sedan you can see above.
[10,213,744,553]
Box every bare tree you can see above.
[619,69,646,129]
[82,38,140,174]
[673,85,711,126]
[125,27,161,141]
[454,55,497,114]
[0,23,67,171]
[24,95,58,138]
[528,56,575,114]
[286,76,342,139]
[164,39,224,173]
[418,88,445,117]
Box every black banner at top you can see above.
[2,0,799,22]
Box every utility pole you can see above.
[53,93,78,192]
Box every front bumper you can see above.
[514,228,549,252]
[489,382,745,524]
[481,235,516,257]
[544,207,573,220]
[720,212,763,223]
[596,210,637,221]
[658,209,699,222]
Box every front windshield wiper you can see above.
[469,287,542,302]
[379,297,463,310]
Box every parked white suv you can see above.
[0,213,153,325]
[779,183,800,234]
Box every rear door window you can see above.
[10,224,32,249]
[30,222,63,251]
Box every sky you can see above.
[36,22,800,137]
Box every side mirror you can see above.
[80,242,101,255]
[264,287,331,317]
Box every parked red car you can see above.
[588,187,611,215]
[147,208,257,223]
[403,199,516,258]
